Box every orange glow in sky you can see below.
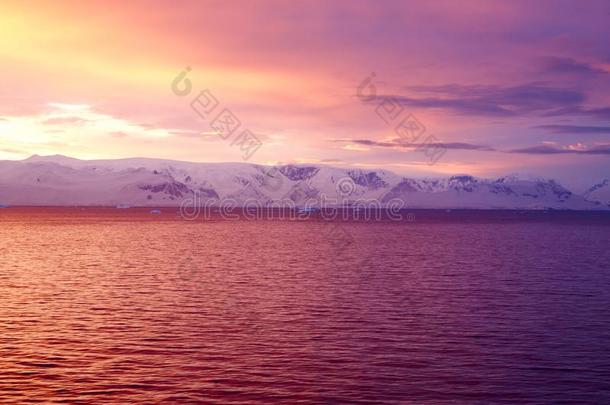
[1,0,609,185]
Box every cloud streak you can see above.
[509,144,610,155]
[535,125,610,134]
[541,106,610,120]
[541,57,608,76]
[375,83,588,117]
[336,138,496,151]
[337,138,610,156]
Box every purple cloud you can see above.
[509,144,610,155]
[541,57,608,76]
[535,125,610,134]
[377,83,586,117]
[541,106,610,120]
[338,139,495,151]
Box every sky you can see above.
[1,0,609,189]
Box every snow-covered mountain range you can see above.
[0,155,608,210]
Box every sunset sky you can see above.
[1,0,609,188]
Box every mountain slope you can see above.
[584,179,610,207]
[0,155,606,210]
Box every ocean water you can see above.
[1,208,610,403]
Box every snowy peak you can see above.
[495,172,548,184]
[24,154,81,164]
[277,165,319,181]
[346,169,388,190]
[584,179,610,206]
